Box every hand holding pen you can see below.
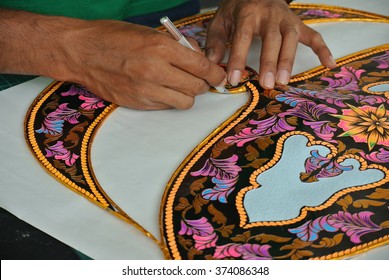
[160,16,230,94]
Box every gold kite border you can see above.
[23,3,389,259]
[158,3,389,32]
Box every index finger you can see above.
[171,46,227,88]
[299,25,337,69]
[205,14,229,64]
[226,16,254,86]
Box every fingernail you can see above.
[276,69,290,85]
[229,70,241,86]
[263,72,275,89]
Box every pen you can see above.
[160,16,230,94]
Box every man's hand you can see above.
[205,0,337,89]
[0,9,227,110]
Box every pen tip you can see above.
[160,16,169,24]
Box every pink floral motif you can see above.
[304,150,353,179]
[289,216,338,242]
[360,148,389,163]
[371,51,389,69]
[275,87,315,107]
[279,103,337,141]
[36,103,81,135]
[302,9,342,18]
[201,177,238,203]
[321,66,365,92]
[45,141,79,166]
[225,116,295,147]
[191,155,240,203]
[62,84,105,110]
[79,94,106,110]
[329,211,382,243]
[191,155,241,180]
[214,243,272,260]
[277,86,387,109]
[179,218,218,250]
[289,211,382,244]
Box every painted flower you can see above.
[333,104,389,150]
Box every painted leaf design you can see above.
[45,141,79,166]
[179,217,218,250]
[225,115,295,147]
[245,145,259,161]
[213,243,272,260]
[191,155,241,179]
[254,234,291,243]
[360,148,389,163]
[219,224,235,238]
[352,199,386,208]
[367,188,389,200]
[312,233,344,248]
[288,216,338,242]
[337,195,353,212]
[189,177,207,196]
[279,102,338,141]
[36,103,81,135]
[275,87,315,107]
[62,84,106,110]
[329,211,382,243]
[321,66,366,91]
[303,150,353,180]
[208,204,227,225]
[201,177,237,203]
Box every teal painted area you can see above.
[244,134,384,223]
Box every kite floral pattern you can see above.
[25,7,389,260]
[163,47,389,260]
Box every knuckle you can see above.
[261,59,277,70]
[198,58,211,76]
[283,27,299,39]
[179,97,195,110]
[277,57,293,68]
[310,31,324,44]
[235,28,252,41]
[265,30,282,42]
[190,79,209,96]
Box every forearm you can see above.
[0,8,84,81]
